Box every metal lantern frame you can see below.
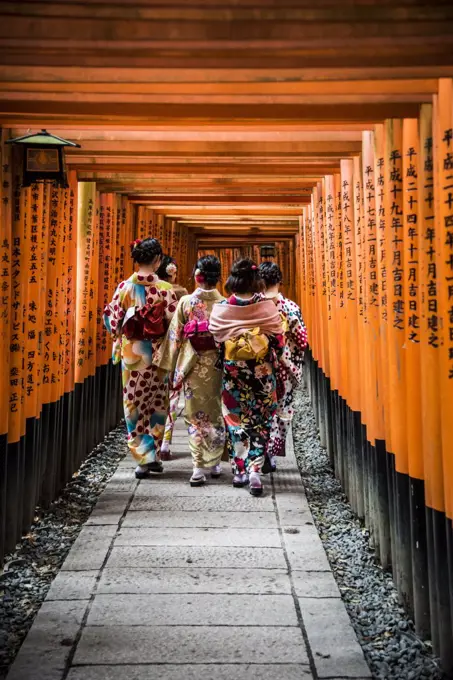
[260,244,275,259]
[6,129,80,188]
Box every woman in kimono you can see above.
[209,259,284,496]
[156,256,226,486]
[156,254,189,301]
[103,238,178,479]
[259,261,308,469]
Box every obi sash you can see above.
[183,318,217,352]
[122,301,167,341]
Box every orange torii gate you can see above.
[298,80,453,668]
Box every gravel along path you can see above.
[292,386,444,680]
[0,425,127,680]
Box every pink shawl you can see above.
[209,298,283,343]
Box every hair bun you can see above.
[232,259,258,274]
[195,255,221,286]
[226,258,263,295]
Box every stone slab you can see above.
[103,479,137,493]
[122,510,278,528]
[46,571,99,601]
[106,545,287,569]
[67,664,313,680]
[279,512,315,527]
[283,526,331,571]
[86,492,130,525]
[292,570,341,598]
[134,481,263,496]
[98,567,292,594]
[74,626,309,665]
[6,600,87,680]
[87,593,297,626]
[273,491,311,509]
[115,527,281,547]
[299,598,371,678]
[61,525,118,571]
[128,495,275,512]
[107,470,136,482]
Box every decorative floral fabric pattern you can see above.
[104,272,178,465]
[268,293,308,458]
[219,294,281,475]
[156,288,226,468]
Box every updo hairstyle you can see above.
[156,254,177,281]
[225,258,263,295]
[195,255,221,287]
[130,238,162,265]
[259,261,283,287]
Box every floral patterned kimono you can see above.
[103,272,178,465]
[156,288,226,469]
[268,293,308,458]
[218,294,283,476]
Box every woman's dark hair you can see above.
[156,254,176,281]
[131,237,162,265]
[195,255,221,286]
[225,258,263,295]
[259,261,282,287]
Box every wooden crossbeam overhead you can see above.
[0,101,424,123]
[148,207,306,216]
[129,196,311,205]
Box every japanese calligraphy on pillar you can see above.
[375,125,388,322]
[96,194,106,362]
[335,174,344,313]
[385,118,407,471]
[0,131,12,437]
[25,183,42,417]
[437,79,453,521]
[9,159,26,441]
[363,131,382,441]
[418,104,443,511]
[403,118,423,481]
[325,177,336,321]
[353,157,365,320]
[340,159,360,412]
[403,123,420,344]
[438,84,453,382]
[64,171,77,393]
[388,127,405,332]
[374,124,389,443]
[75,182,96,383]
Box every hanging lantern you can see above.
[6,129,80,188]
[260,244,275,259]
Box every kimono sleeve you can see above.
[103,283,126,337]
[154,296,186,373]
[288,304,308,353]
[164,287,179,323]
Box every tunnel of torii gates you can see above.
[0,0,453,673]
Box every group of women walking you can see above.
[104,237,307,496]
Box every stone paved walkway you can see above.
[7,418,371,680]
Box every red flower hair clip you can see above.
[130,238,142,249]
[194,268,205,283]
[251,265,258,270]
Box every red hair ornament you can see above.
[194,268,205,284]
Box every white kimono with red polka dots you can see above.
[268,293,308,458]
[104,272,178,466]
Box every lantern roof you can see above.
[6,129,80,147]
